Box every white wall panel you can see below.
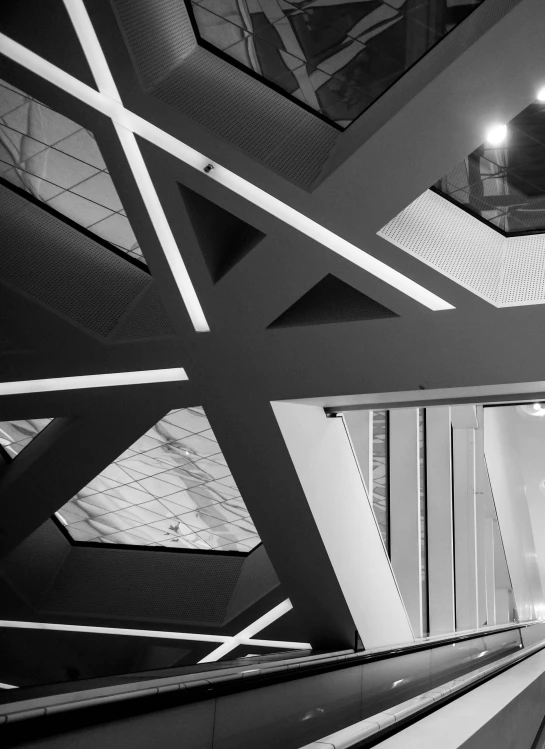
[485,517,496,626]
[426,406,455,635]
[484,408,542,622]
[388,408,423,637]
[343,410,373,497]
[453,427,479,630]
[272,401,414,648]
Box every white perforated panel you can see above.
[498,234,545,306]
[378,190,545,308]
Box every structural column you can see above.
[389,408,422,638]
[426,406,455,635]
[485,517,496,626]
[273,401,413,648]
[452,405,479,631]
[474,409,488,628]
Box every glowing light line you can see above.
[0,22,453,313]
[0,368,187,395]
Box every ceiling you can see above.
[0,0,544,681]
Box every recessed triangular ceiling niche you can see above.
[268,274,398,328]
[179,185,265,283]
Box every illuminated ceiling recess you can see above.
[379,92,545,308]
[189,0,485,129]
[435,99,545,235]
[0,2,453,314]
[0,80,144,263]
[57,407,261,552]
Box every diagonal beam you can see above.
[0,397,175,557]
[0,20,452,313]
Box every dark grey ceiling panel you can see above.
[0,183,173,340]
[179,184,265,283]
[111,0,197,90]
[268,274,399,327]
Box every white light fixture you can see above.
[537,87,545,102]
[0,367,187,396]
[485,124,508,146]
[516,403,545,420]
[0,602,310,654]
[199,599,303,663]
[0,28,454,314]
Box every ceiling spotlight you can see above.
[537,87,545,102]
[517,404,545,419]
[485,124,508,146]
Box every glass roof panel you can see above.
[189,0,485,128]
[434,99,545,234]
[0,80,144,263]
[0,419,53,459]
[57,408,261,553]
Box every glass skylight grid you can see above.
[0,419,53,458]
[0,80,144,262]
[189,0,484,128]
[57,407,260,553]
[435,100,545,234]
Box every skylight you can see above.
[0,79,144,262]
[56,407,260,552]
[0,419,53,459]
[189,0,485,128]
[434,99,545,234]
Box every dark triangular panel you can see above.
[179,185,265,282]
[268,274,398,328]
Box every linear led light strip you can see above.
[0,367,187,396]
[0,4,453,315]
[198,598,294,663]
[0,602,311,663]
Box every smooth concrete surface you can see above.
[378,647,545,749]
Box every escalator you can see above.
[0,621,538,749]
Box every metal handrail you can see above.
[301,630,545,749]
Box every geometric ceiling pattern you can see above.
[0,79,145,263]
[0,419,53,459]
[56,408,261,553]
[189,0,485,128]
[435,98,545,234]
[379,188,545,307]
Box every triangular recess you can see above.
[268,275,398,328]
[179,185,265,282]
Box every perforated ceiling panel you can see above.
[110,1,338,189]
[499,234,545,305]
[111,0,197,90]
[378,189,545,308]
[0,183,153,337]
